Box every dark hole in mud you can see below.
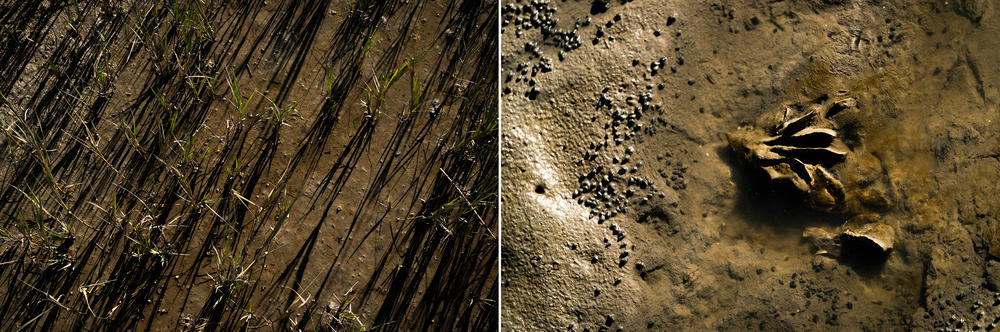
[838,233,890,274]
[535,184,546,194]
[590,0,608,14]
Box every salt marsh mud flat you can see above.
[0,0,497,330]
[501,0,998,330]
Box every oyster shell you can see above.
[730,94,896,264]
[727,99,853,211]
[802,213,894,258]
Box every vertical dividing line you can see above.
[495,0,503,330]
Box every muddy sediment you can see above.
[502,0,999,330]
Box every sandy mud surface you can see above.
[501,0,998,330]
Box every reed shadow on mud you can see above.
[0,0,497,331]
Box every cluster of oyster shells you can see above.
[727,94,893,260]
[726,98,854,212]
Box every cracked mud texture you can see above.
[501,0,999,330]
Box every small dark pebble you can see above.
[527,87,540,99]
[666,16,676,26]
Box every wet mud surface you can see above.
[0,0,497,330]
[501,0,998,330]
